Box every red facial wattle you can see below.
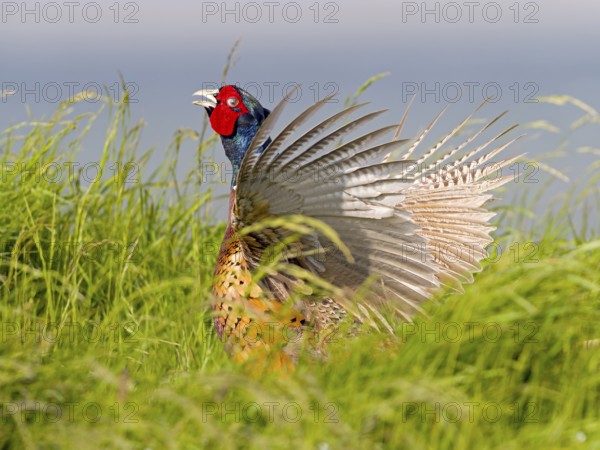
[209,86,250,136]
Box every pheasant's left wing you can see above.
[234,91,520,320]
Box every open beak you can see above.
[192,88,219,109]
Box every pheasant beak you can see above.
[192,88,219,109]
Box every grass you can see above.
[0,85,599,450]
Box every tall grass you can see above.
[0,82,599,450]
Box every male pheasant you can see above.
[193,85,520,369]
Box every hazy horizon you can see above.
[2,0,599,222]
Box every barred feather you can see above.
[233,94,522,330]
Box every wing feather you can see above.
[233,96,521,320]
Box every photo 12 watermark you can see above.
[0,320,140,344]
[0,81,139,104]
[201,401,339,423]
[0,161,140,185]
[197,81,339,104]
[401,81,539,104]
[201,1,339,24]
[401,2,540,24]
[401,401,538,423]
[1,2,140,24]
[200,237,541,269]
[1,401,139,424]
[199,316,540,347]
[399,321,540,344]
[198,159,540,188]
[1,238,141,265]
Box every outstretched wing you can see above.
[233,92,521,320]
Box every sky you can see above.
[2,0,599,222]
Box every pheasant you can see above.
[193,85,520,370]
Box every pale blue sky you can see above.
[2,0,599,221]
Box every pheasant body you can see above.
[193,85,521,366]
[211,191,307,365]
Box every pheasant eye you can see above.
[227,97,240,108]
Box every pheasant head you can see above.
[193,85,270,184]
